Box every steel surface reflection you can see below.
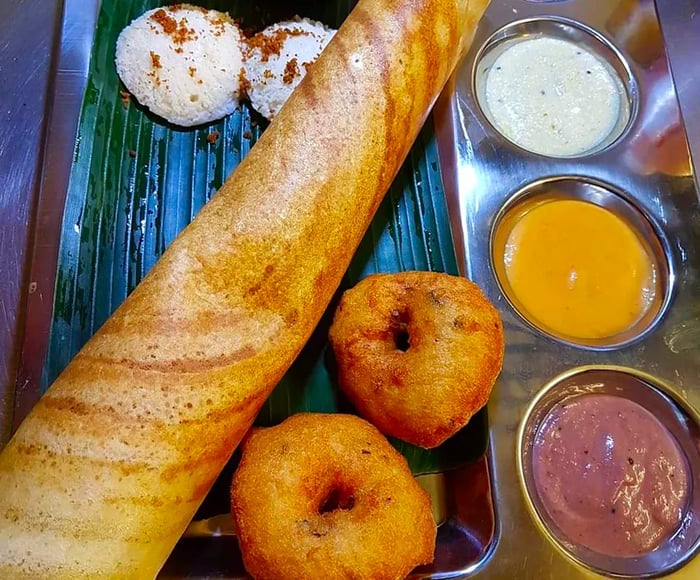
[434,0,700,577]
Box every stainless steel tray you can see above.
[433,0,700,576]
[6,0,700,578]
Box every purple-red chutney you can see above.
[532,394,689,557]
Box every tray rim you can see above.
[11,0,100,432]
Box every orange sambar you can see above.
[500,198,655,340]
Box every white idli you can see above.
[243,18,336,120]
[115,4,244,127]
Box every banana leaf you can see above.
[43,0,488,489]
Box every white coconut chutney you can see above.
[482,36,625,157]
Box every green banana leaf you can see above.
[43,0,488,487]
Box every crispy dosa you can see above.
[0,0,490,576]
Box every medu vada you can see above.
[230,413,436,580]
[328,271,504,448]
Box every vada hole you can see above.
[319,487,355,514]
[390,309,411,352]
[394,330,410,352]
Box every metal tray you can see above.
[433,0,700,576]
[8,0,700,578]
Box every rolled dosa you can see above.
[0,0,489,576]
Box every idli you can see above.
[244,18,336,120]
[116,5,244,127]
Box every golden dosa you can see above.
[0,0,489,576]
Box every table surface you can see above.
[0,0,698,448]
[0,0,62,445]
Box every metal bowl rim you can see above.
[488,175,676,351]
[470,15,639,159]
[516,364,700,577]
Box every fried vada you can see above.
[230,413,436,580]
[329,271,504,448]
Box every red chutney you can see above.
[532,394,689,557]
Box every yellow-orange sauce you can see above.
[500,199,656,340]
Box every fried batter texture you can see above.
[329,271,504,448]
[230,413,436,580]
